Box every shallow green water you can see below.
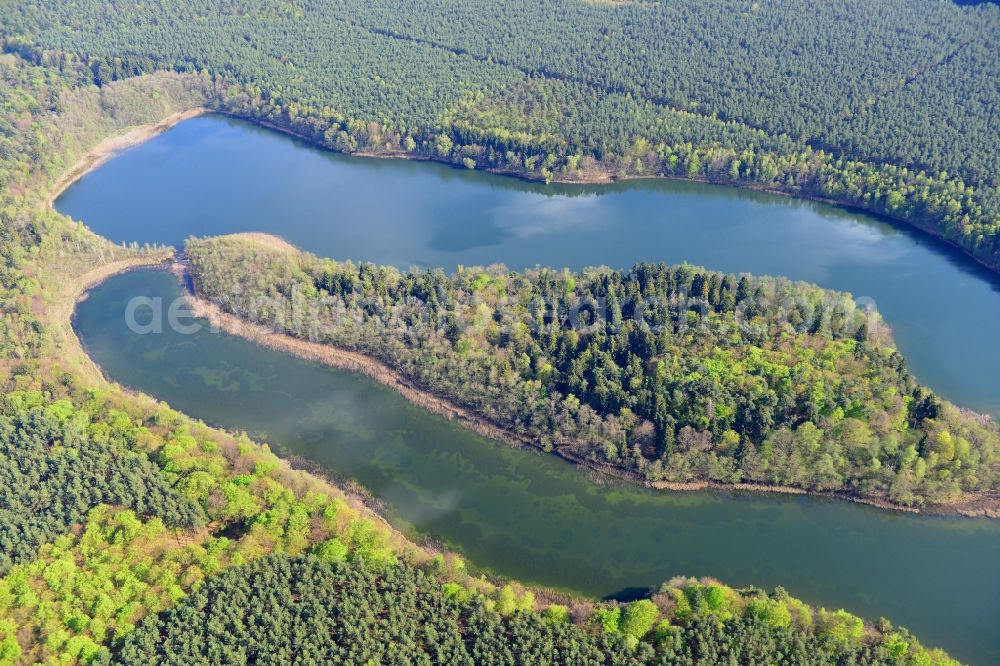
[63,115,1000,663]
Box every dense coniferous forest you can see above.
[0,395,203,575]
[116,555,953,666]
[1,0,999,271]
[186,235,1000,507]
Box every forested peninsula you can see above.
[184,235,1000,512]
[2,0,1000,274]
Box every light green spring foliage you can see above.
[494,584,535,616]
[620,599,660,638]
[746,596,793,629]
[0,507,205,665]
[593,606,621,634]
[0,387,398,664]
[542,604,570,625]
[819,608,867,646]
[0,392,204,575]
[0,493,397,664]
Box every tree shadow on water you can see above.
[602,587,651,603]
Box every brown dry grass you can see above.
[225,232,299,253]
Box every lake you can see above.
[64,115,1000,663]
[57,115,1000,418]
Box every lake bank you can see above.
[216,109,1000,277]
[54,113,1000,419]
[51,110,1000,517]
[57,261,458,578]
[46,107,209,209]
[46,101,1000,284]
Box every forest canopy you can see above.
[0,392,203,576]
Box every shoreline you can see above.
[172,255,998,519]
[62,259,586,599]
[54,253,175,381]
[46,107,209,208]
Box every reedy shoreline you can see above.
[45,107,209,208]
